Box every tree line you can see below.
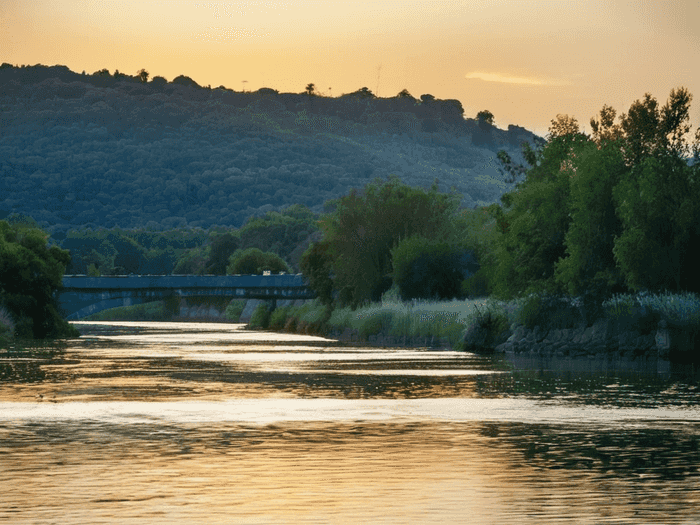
[299,87,700,313]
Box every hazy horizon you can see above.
[2,0,699,136]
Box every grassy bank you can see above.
[252,290,700,351]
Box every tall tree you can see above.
[313,176,461,307]
[0,221,77,338]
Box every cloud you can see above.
[193,27,271,42]
[464,71,572,87]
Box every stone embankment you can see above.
[465,318,697,360]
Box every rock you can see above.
[509,325,526,343]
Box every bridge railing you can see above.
[61,274,310,290]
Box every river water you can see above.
[1,321,699,524]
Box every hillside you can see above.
[0,64,543,235]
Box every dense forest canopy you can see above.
[0,63,539,237]
[488,87,700,301]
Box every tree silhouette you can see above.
[476,110,495,125]
[397,89,414,99]
[137,69,149,83]
[305,83,316,96]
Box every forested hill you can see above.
[0,63,542,235]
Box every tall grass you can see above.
[324,297,512,349]
[603,291,700,327]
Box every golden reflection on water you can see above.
[1,321,699,524]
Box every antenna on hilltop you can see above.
[376,64,382,97]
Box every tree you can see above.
[0,221,78,339]
[610,88,700,293]
[476,110,495,126]
[613,154,700,293]
[554,141,628,298]
[300,240,334,306]
[227,248,291,275]
[314,176,461,307]
[420,94,435,103]
[396,89,414,99]
[391,235,478,301]
[305,83,316,96]
[205,232,239,275]
[137,69,149,83]
[489,115,588,298]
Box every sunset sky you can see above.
[2,0,699,135]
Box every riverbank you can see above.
[81,291,700,362]
[259,292,700,362]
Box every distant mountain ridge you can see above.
[0,63,543,234]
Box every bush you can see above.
[268,306,291,330]
[463,301,510,350]
[249,303,272,329]
[356,310,394,340]
[515,294,584,330]
[604,291,700,329]
[224,299,246,322]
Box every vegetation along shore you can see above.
[2,64,700,363]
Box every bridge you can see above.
[57,274,316,320]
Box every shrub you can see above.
[225,299,246,322]
[249,303,271,329]
[515,294,584,330]
[356,310,393,340]
[463,301,510,350]
[268,306,291,330]
[472,303,509,338]
[604,291,700,329]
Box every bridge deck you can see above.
[62,274,308,290]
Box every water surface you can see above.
[1,321,699,524]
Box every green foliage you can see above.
[514,294,585,330]
[65,227,206,276]
[84,300,171,321]
[461,268,490,298]
[205,232,239,274]
[317,175,462,308]
[268,305,292,330]
[491,88,700,301]
[249,303,272,329]
[227,247,291,275]
[391,235,478,301]
[238,205,319,271]
[604,291,700,329]
[469,302,509,338]
[613,154,700,293]
[554,141,627,297]
[0,221,78,339]
[300,240,334,305]
[224,299,246,322]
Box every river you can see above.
[1,321,699,524]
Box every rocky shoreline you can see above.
[465,318,698,361]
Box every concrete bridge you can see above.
[57,274,316,320]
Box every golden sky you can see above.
[2,0,699,135]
